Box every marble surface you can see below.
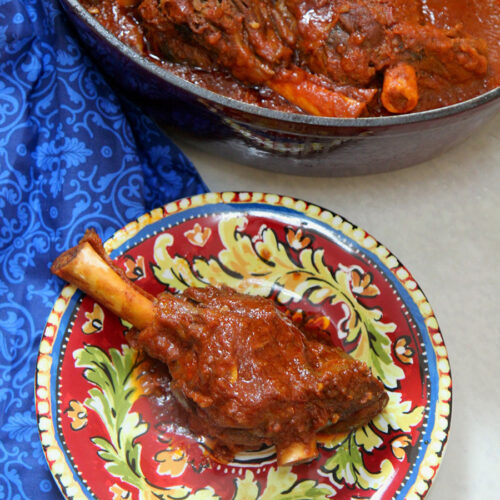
[171,112,500,500]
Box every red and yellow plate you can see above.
[36,192,451,500]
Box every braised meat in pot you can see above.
[137,0,488,116]
[82,0,500,117]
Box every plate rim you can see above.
[35,191,452,500]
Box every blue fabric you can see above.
[0,0,208,497]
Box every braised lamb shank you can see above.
[52,229,388,465]
[134,0,488,116]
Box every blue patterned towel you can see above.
[0,0,207,497]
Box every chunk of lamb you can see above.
[127,285,388,461]
[51,229,388,465]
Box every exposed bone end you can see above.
[269,67,367,118]
[50,230,349,468]
[51,230,155,331]
[381,63,419,114]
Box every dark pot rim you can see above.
[64,0,500,128]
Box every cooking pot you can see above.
[60,0,500,176]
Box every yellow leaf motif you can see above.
[153,233,207,291]
[82,303,104,335]
[321,430,395,490]
[356,459,394,491]
[372,391,424,434]
[319,422,386,454]
[155,447,188,477]
[354,424,383,452]
[120,318,133,330]
[233,470,260,500]
[233,467,335,500]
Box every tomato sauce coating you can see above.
[82,0,500,117]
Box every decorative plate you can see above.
[36,192,452,500]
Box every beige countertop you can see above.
[172,112,500,500]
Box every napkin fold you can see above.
[0,0,207,497]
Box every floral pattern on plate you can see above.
[36,192,452,500]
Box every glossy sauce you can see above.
[83,0,500,115]
[126,286,387,461]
